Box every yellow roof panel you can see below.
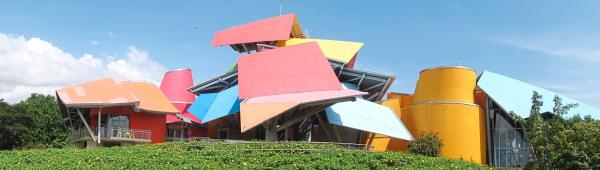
[276,38,364,64]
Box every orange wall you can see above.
[89,107,167,143]
[130,111,166,143]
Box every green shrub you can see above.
[408,132,443,157]
[0,141,489,169]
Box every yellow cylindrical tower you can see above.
[413,66,477,103]
[409,66,486,164]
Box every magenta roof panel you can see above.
[237,42,342,99]
[160,69,196,104]
[212,13,297,46]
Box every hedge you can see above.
[0,141,491,169]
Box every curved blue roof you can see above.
[477,71,600,119]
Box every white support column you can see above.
[97,108,102,144]
[76,109,96,142]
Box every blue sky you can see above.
[1,1,599,106]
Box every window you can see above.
[218,128,229,139]
[109,115,129,129]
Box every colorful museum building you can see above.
[55,13,600,168]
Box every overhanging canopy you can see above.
[240,89,366,132]
[477,71,600,119]
[325,83,413,140]
[188,85,241,123]
[55,77,178,114]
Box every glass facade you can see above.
[487,99,530,168]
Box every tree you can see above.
[0,99,32,150]
[523,92,600,169]
[12,94,67,148]
[524,91,548,169]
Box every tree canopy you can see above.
[0,94,67,150]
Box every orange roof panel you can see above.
[124,82,179,114]
[56,77,178,115]
[240,102,298,132]
[56,78,138,107]
[239,89,366,132]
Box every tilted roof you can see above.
[212,13,304,47]
[56,77,178,114]
[478,71,600,119]
[276,38,364,67]
[237,42,341,99]
[188,85,241,124]
[240,89,366,132]
[325,83,413,141]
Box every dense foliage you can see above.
[518,92,600,169]
[0,94,67,150]
[407,132,443,157]
[0,99,32,149]
[0,141,489,169]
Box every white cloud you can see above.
[89,40,101,46]
[0,33,167,103]
[496,35,600,63]
[496,34,600,107]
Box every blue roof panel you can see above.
[477,71,600,119]
[325,84,413,140]
[188,85,241,123]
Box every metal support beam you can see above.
[362,82,385,92]
[337,65,345,77]
[332,125,342,143]
[241,43,251,54]
[314,113,334,142]
[97,108,102,143]
[367,133,376,150]
[76,109,96,142]
[276,105,328,132]
[485,97,493,166]
[356,73,367,87]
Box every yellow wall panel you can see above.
[408,66,486,164]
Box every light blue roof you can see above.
[188,85,241,123]
[477,71,600,119]
[325,83,413,140]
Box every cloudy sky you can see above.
[0,1,599,107]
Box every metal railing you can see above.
[109,127,151,141]
[186,140,374,153]
[167,137,211,141]
[68,127,151,142]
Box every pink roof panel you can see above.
[238,42,341,99]
[212,13,301,46]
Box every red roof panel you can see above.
[212,13,299,46]
[238,42,341,99]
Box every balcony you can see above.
[69,127,152,143]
